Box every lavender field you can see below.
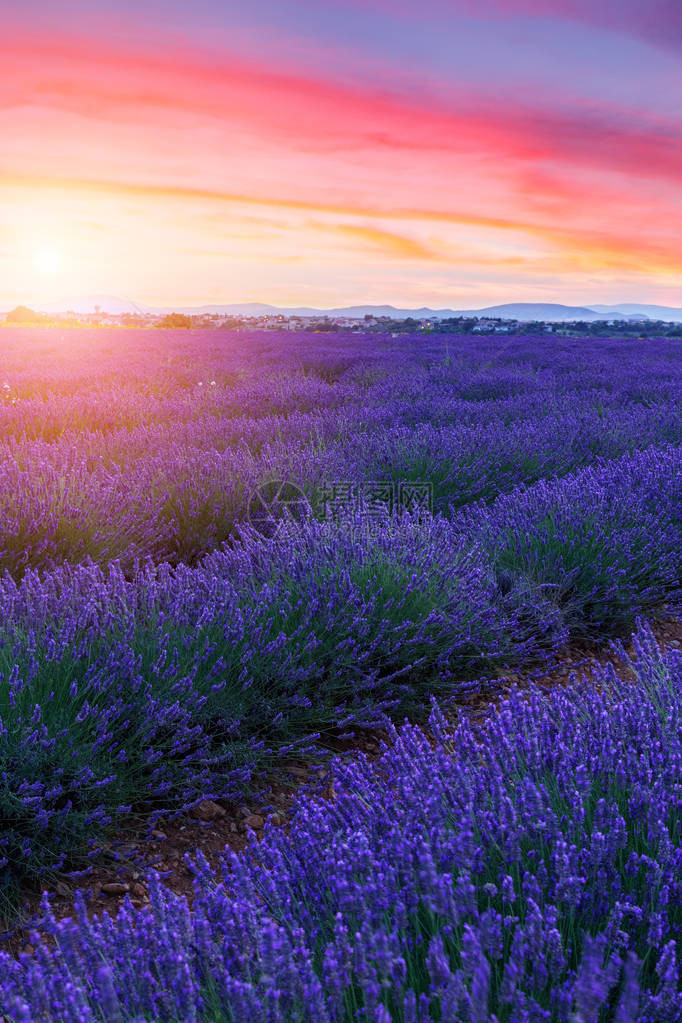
[0,327,681,1020]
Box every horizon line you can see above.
[3,297,681,312]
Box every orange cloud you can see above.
[6,167,681,276]
[317,223,442,261]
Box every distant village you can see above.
[3,304,681,337]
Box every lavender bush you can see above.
[463,442,682,635]
[0,511,562,904]
[1,622,680,1021]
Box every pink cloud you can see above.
[4,32,682,185]
[2,27,681,282]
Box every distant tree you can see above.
[159,312,192,329]
[5,305,45,324]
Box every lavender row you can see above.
[0,328,681,574]
[1,621,680,1021]
[2,393,682,574]
[458,441,682,634]
[1,435,682,904]
[0,511,561,901]
[2,327,679,396]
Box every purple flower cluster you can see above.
[1,621,680,1021]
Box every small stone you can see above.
[270,813,284,826]
[151,829,167,840]
[131,883,146,898]
[101,882,129,896]
[190,800,226,821]
[243,814,264,829]
[671,640,680,648]
[56,881,71,898]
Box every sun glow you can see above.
[32,246,64,275]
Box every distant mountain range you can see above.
[588,304,682,322]
[460,303,619,322]
[5,296,682,323]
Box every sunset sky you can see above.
[1,0,681,309]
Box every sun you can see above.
[32,246,63,275]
